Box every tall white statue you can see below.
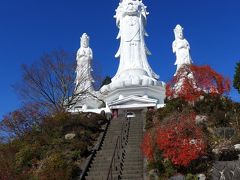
[172,24,192,75]
[75,33,94,92]
[112,0,159,82]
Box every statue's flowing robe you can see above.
[172,39,192,66]
[75,47,94,92]
[112,10,159,81]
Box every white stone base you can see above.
[68,92,105,114]
[105,84,166,110]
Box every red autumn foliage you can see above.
[141,113,206,167]
[166,65,231,102]
[141,131,154,161]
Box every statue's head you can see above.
[174,24,184,40]
[81,33,89,48]
[122,0,141,15]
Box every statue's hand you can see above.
[78,54,84,58]
[178,43,187,49]
[79,50,87,57]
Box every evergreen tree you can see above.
[101,76,112,87]
[233,62,240,94]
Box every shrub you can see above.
[186,173,198,180]
[194,95,235,127]
[15,144,42,168]
[163,160,176,178]
[142,112,207,167]
[145,110,155,129]
[0,144,19,179]
[36,152,71,180]
[68,140,89,157]
[145,150,177,178]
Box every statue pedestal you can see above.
[104,84,166,111]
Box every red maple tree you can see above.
[166,65,231,102]
[141,113,206,167]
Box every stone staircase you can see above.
[85,115,128,180]
[85,111,144,180]
[120,111,144,180]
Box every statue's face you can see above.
[81,38,89,48]
[176,31,183,39]
[124,0,139,15]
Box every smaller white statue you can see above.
[75,33,94,92]
[172,24,192,75]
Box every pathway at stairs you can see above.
[121,111,144,180]
[85,115,127,180]
[85,110,144,180]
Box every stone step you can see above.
[94,154,123,160]
[121,169,142,175]
[126,142,142,144]
[89,165,121,171]
[95,149,115,153]
[125,150,142,154]
[124,156,143,160]
[126,140,142,142]
[101,143,126,148]
[127,133,142,136]
[85,175,119,180]
[124,157,143,161]
[125,143,141,146]
[127,138,142,141]
[127,147,142,150]
[127,136,143,138]
[93,153,123,159]
[121,174,143,180]
[84,112,145,180]
[91,161,121,167]
[128,131,142,134]
[88,170,119,176]
[122,163,143,168]
[94,153,123,159]
[124,152,142,155]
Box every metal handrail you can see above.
[107,136,120,180]
[107,118,127,180]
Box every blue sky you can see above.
[0,0,240,118]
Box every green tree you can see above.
[233,62,240,94]
[100,76,112,87]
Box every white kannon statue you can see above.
[172,24,192,75]
[112,0,159,83]
[75,33,94,92]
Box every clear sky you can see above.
[0,0,240,118]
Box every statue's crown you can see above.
[81,33,89,41]
[121,0,142,3]
[174,24,184,32]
